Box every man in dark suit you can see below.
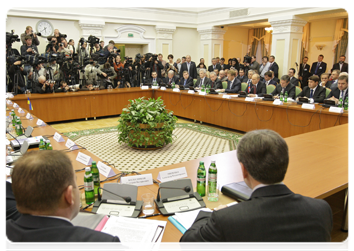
[298,56,311,88]
[6,181,21,221]
[194,69,211,88]
[331,55,348,73]
[288,68,299,87]
[147,71,163,85]
[207,58,221,73]
[179,55,197,79]
[178,70,194,89]
[246,73,266,97]
[218,70,228,82]
[163,70,180,85]
[268,55,279,79]
[208,72,223,89]
[243,69,255,88]
[217,69,241,93]
[264,71,277,86]
[219,58,229,71]
[271,75,296,99]
[310,54,327,77]
[328,69,340,90]
[7,151,120,242]
[180,129,332,242]
[237,69,247,83]
[327,75,348,104]
[247,55,260,73]
[296,75,326,103]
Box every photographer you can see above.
[84,59,100,84]
[46,59,61,84]
[67,39,75,54]
[33,75,54,94]
[54,80,70,93]
[46,37,58,53]
[113,55,124,88]
[57,38,71,54]
[81,79,96,91]
[20,36,38,56]
[78,41,89,66]
[148,54,164,79]
[98,62,117,89]
[28,63,47,92]
[7,60,27,94]
[20,26,40,46]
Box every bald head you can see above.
[38,75,46,84]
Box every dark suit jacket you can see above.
[249,61,260,72]
[310,62,327,77]
[208,79,223,89]
[180,185,332,242]
[225,78,241,93]
[289,77,299,86]
[271,83,296,99]
[33,83,53,94]
[179,77,194,88]
[147,77,163,85]
[6,182,21,221]
[268,62,279,78]
[332,62,348,73]
[208,64,221,72]
[6,214,120,242]
[296,85,326,103]
[327,87,349,100]
[246,82,266,97]
[266,79,277,86]
[163,76,179,85]
[299,63,311,88]
[194,77,211,88]
[219,64,229,70]
[149,60,164,78]
[237,75,247,83]
[180,62,197,79]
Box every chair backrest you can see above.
[295,86,302,96]
[222,81,228,89]
[193,79,197,85]
[326,88,331,98]
[266,85,275,94]
[241,82,247,91]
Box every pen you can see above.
[82,202,95,210]
[138,213,161,218]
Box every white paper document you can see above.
[101,216,166,244]
[163,197,202,214]
[96,203,135,217]
[173,208,213,230]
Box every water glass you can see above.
[142,193,155,215]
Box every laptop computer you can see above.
[7,140,29,164]
[16,126,33,139]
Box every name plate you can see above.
[157,167,188,182]
[26,113,33,120]
[97,161,116,178]
[53,132,65,142]
[329,106,344,113]
[36,119,45,126]
[245,97,255,102]
[199,92,207,95]
[301,103,315,110]
[152,86,159,89]
[18,108,25,114]
[6,100,13,105]
[76,152,93,166]
[173,88,180,92]
[188,90,195,94]
[13,103,19,109]
[141,86,149,89]
[161,87,167,90]
[65,138,78,150]
[273,99,283,105]
[222,95,231,99]
[121,173,153,187]
[7,93,14,98]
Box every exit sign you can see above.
[128,33,134,37]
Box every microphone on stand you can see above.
[156,186,191,202]
[97,186,131,203]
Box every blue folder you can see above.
[168,216,187,234]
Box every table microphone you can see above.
[97,187,131,203]
[156,186,191,202]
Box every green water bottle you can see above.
[91,161,100,195]
[172,82,175,89]
[344,97,348,111]
[280,92,283,101]
[201,84,205,92]
[206,87,210,94]
[11,110,16,126]
[46,143,53,150]
[284,91,288,103]
[84,167,95,204]
[208,160,218,202]
[197,161,206,197]
[39,138,46,150]
[338,97,343,108]
[15,117,23,136]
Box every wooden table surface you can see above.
[9,88,348,138]
[6,101,348,243]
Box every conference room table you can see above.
[9,88,348,138]
[5,100,348,242]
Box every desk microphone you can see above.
[97,187,131,203]
[156,186,191,202]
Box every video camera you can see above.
[100,68,115,78]
[88,35,100,46]
[6,31,20,45]
[243,55,252,64]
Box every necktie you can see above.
[269,63,272,70]
[201,79,203,87]
[340,63,343,71]
[310,89,314,98]
[282,88,285,95]
[169,79,172,84]
[315,62,320,75]
[213,65,215,69]
[341,91,344,99]
[184,79,186,86]
[212,82,214,88]
[254,85,256,94]
[187,63,190,73]
[153,78,156,82]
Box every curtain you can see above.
[302,23,310,53]
[263,31,272,56]
[247,29,254,54]
[333,19,346,52]
[249,28,267,58]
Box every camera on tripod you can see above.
[125,56,133,65]
[88,35,100,46]
[243,55,252,64]
[6,31,20,45]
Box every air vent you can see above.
[229,9,248,18]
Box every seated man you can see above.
[288,68,299,86]
[218,70,228,82]
[264,71,277,86]
[180,129,332,242]
[320,73,331,88]
[194,69,211,88]
[213,68,219,77]
[296,75,326,103]
[271,75,296,99]
[327,75,348,105]
[246,73,266,97]
[163,70,180,85]
[328,70,340,90]
[237,68,247,83]
[33,76,54,94]
[216,69,240,93]
[243,69,254,87]
[6,151,120,242]
[147,71,162,86]
[208,72,223,89]
[177,70,193,89]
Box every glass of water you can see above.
[142,193,155,215]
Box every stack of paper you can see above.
[168,208,212,234]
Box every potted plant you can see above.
[117,96,177,150]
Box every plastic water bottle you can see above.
[338,97,343,108]
[84,167,95,204]
[208,161,218,201]
[344,97,348,110]
[284,91,288,103]
[197,161,206,197]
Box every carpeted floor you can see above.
[64,123,242,172]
